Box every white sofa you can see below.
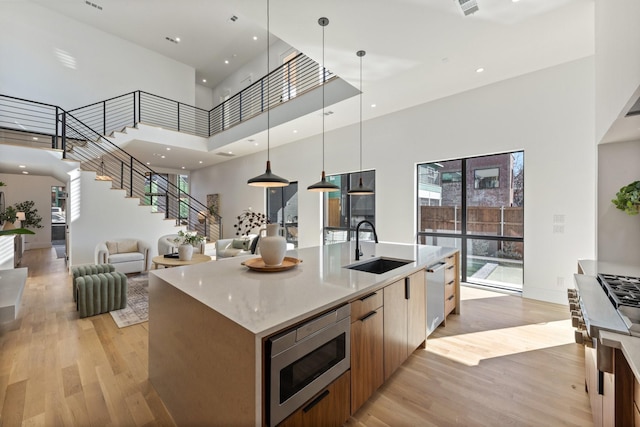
[215,235,258,258]
[158,234,206,256]
[95,239,151,274]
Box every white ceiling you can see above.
[19,0,604,172]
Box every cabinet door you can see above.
[278,370,351,427]
[384,279,408,381]
[351,306,384,414]
[407,271,426,353]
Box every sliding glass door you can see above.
[417,152,524,292]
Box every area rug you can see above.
[110,273,148,328]
[53,245,65,259]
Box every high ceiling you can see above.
[17,0,602,172]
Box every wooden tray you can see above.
[242,256,302,272]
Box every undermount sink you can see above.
[345,257,414,274]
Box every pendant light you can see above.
[348,50,374,195]
[307,17,339,193]
[248,0,289,188]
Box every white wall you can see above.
[0,173,65,250]
[211,40,294,105]
[67,170,183,268]
[195,84,215,110]
[595,0,640,143]
[191,57,596,304]
[597,140,640,263]
[0,2,195,109]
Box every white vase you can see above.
[178,244,194,261]
[260,224,287,266]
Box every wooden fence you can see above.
[420,206,523,237]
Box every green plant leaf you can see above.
[0,228,35,236]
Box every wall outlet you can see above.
[553,225,565,234]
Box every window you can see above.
[474,168,499,189]
[267,182,298,247]
[417,152,524,292]
[441,171,462,183]
[323,171,375,245]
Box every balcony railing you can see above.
[68,52,335,139]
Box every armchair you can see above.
[95,239,151,274]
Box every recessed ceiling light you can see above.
[476,67,485,73]
[253,36,258,41]
[224,60,229,64]
[166,147,171,151]
[199,161,203,164]
[254,142,259,146]
[146,162,151,165]
[32,137,38,141]
[175,37,181,42]
[19,165,26,168]
[293,130,298,133]
[202,79,207,83]
[181,166,185,169]
[512,0,520,2]
[228,151,233,154]
[161,155,166,159]
[371,104,376,108]
[22,171,29,174]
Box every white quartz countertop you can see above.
[150,242,457,337]
[578,259,640,278]
[601,330,640,383]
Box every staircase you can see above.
[0,94,221,247]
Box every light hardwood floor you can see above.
[1,249,592,426]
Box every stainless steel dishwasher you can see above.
[426,261,446,337]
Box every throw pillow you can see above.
[106,241,119,254]
[232,238,249,250]
[118,239,139,253]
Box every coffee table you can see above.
[152,253,212,269]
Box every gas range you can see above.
[597,273,640,336]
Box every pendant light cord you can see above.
[359,52,363,176]
[321,20,326,171]
[266,0,271,162]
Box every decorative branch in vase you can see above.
[233,209,267,236]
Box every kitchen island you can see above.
[148,242,459,426]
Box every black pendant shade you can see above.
[247,160,289,187]
[308,170,339,192]
[247,0,289,188]
[347,49,374,196]
[348,176,374,195]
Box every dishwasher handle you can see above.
[427,261,447,273]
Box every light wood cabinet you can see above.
[383,269,426,380]
[278,370,351,427]
[443,253,459,323]
[350,291,384,414]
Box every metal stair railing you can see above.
[67,52,336,140]
[0,94,222,242]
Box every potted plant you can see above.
[173,230,205,261]
[612,180,640,215]
[13,200,43,229]
[0,206,18,230]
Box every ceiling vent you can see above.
[84,1,103,11]
[216,152,236,157]
[458,0,479,16]
[626,96,640,117]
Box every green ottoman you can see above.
[71,264,115,302]
[75,272,128,318]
